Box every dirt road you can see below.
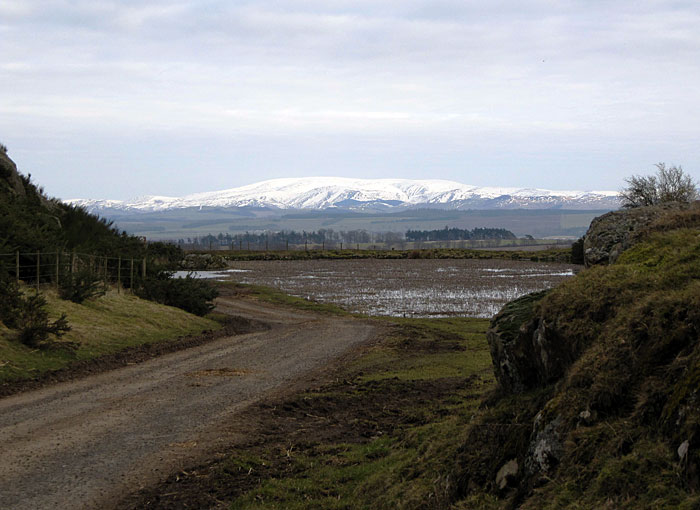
[0,296,377,510]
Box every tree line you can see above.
[177,229,405,249]
[405,226,516,242]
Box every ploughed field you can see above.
[187,259,578,318]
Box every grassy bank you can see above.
[0,288,220,383]
[124,315,495,509]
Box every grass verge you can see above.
[219,281,351,316]
[0,288,220,383]
[123,316,494,510]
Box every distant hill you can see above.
[68,177,620,213]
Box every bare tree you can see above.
[620,163,698,208]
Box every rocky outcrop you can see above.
[583,202,690,267]
[0,151,27,197]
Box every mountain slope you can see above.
[68,177,620,213]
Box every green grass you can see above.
[0,288,219,382]
[353,318,491,382]
[221,282,351,316]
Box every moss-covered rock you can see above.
[583,201,697,267]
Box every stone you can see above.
[495,459,519,490]
[525,416,563,475]
[679,440,690,462]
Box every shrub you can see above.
[59,268,105,303]
[136,271,218,316]
[571,237,584,264]
[620,163,698,208]
[15,293,71,348]
[0,278,71,348]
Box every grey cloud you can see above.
[1,0,699,199]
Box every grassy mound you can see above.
[456,226,700,508]
[0,289,219,383]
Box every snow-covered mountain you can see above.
[67,177,619,213]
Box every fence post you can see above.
[142,258,146,279]
[104,257,108,292]
[71,251,76,275]
[56,252,60,290]
[36,251,40,291]
[130,258,134,294]
[117,257,121,294]
[15,251,19,283]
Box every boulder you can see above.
[495,459,519,490]
[487,290,577,394]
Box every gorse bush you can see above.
[58,268,105,304]
[135,271,218,316]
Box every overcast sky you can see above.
[1,0,699,200]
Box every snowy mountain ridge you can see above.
[67,177,620,212]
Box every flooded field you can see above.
[196,259,578,318]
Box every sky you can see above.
[1,0,699,200]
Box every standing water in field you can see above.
[217,259,577,318]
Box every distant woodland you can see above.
[174,226,517,250]
[405,226,516,242]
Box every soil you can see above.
[0,293,380,510]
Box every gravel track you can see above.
[0,296,377,510]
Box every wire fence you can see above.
[0,251,147,294]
